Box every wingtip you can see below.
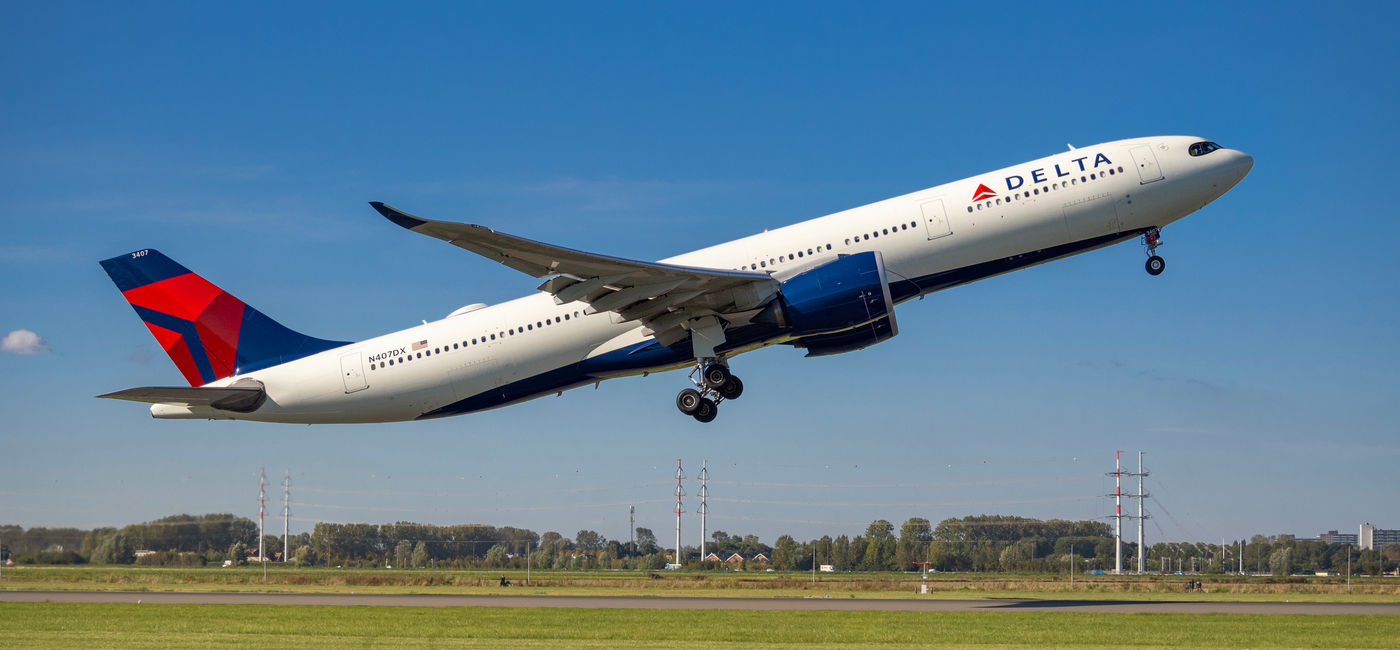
[369,201,428,229]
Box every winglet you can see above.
[370,201,428,230]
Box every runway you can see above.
[3,591,1398,614]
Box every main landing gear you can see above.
[1143,227,1166,276]
[676,360,744,423]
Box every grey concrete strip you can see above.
[2,590,1399,614]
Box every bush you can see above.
[135,551,206,567]
[12,551,86,565]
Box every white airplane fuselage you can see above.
[143,136,1252,423]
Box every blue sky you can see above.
[2,2,1396,547]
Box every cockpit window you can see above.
[1189,141,1222,156]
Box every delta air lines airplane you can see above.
[99,136,1252,424]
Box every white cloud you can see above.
[1,329,52,355]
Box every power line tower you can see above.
[258,467,266,579]
[674,459,685,567]
[1105,452,1125,574]
[282,469,291,563]
[1104,450,1150,575]
[1133,452,1150,573]
[258,468,266,562]
[698,459,709,562]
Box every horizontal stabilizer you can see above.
[98,382,266,413]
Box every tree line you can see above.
[3,515,1397,575]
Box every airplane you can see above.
[98,136,1252,424]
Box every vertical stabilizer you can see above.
[100,249,348,386]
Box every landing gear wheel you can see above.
[717,376,744,400]
[676,388,702,415]
[693,398,718,423]
[1146,255,1165,276]
[703,364,731,388]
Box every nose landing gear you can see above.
[1143,227,1165,276]
[675,359,742,423]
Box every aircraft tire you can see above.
[703,365,731,388]
[718,376,744,400]
[693,398,718,423]
[676,388,703,415]
[1146,256,1165,276]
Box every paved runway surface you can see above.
[3,591,1398,614]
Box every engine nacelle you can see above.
[774,251,897,337]
[794,315,897,357]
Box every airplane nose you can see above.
[1226,151,1253,184]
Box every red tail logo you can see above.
[971,183,996,202]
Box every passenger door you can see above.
[1129,145,1164,184]
[921,198,952,240]
[339,352,369,393]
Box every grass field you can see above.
[4,603,1398,648]
[4,565,1398,602]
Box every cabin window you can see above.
[967,206,973,213]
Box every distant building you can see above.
[1319,530,1358,545]
[1359,523,1400,550]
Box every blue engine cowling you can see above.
[794,315,897,357]
[774,251,899,344]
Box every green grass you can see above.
[3,603,1397,648]
[4,565,1398,602]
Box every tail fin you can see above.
[100,249,349,386]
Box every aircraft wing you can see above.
[98,384,266,413]
[371,202,780,345]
